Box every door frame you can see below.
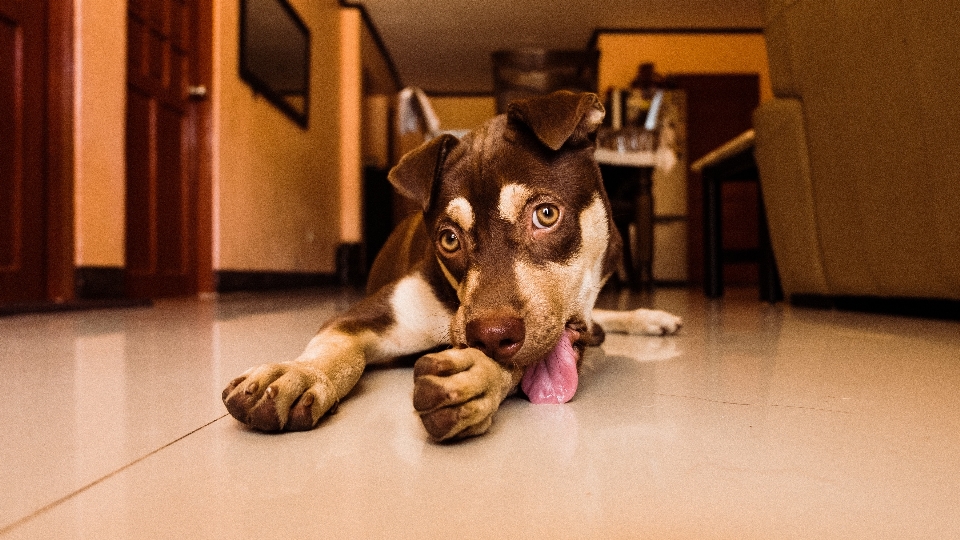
[45,0,75,303]
[193,0,214,295]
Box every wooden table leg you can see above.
[635,167,654,289]
[703,169,724,298]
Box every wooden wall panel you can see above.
[0,1,47,304]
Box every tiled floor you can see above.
[1,286,959,539]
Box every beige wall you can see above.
[338,9,362,245]
[214,0,347,272]
[73,0,126,267]
[597,33,773,102]
[430,96,497,130]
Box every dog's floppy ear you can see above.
[508,91,605,151]
[388,134,459,212]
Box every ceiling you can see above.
[351,0,765,94]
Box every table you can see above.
[595,149,656,290]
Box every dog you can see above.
[222,90,682,442]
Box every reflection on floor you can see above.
[2,286,959,539]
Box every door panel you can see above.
[125,0,199,298]
[156,103,186,275]
[0,0,47,304]
[125,90,154,275]
[675,74,761,286]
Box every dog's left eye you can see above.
[532,204,560,229]
[438,230,461,253]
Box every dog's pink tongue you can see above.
[521,328,579,404]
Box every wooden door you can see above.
[125,0,207,298]
[0,0,47,304]
[674,74,760,286]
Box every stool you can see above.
[694,130,783,302]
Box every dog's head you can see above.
[389,91,622,402]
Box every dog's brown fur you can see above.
[222,91,681,441]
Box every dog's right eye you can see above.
[438,230,460,253]
[532,204,560,229]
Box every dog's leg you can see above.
[591,308,683,336]
[412,348,521,442]
[222,273,454,432]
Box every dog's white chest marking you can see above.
[379,275,453,356]
[445,197,474,231]
[498,183,531,224]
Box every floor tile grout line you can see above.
[655,392,752,407]
[0,414,229,536]
[655,393,854,414]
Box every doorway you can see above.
[125,0,212,298]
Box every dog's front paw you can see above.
[413,348,515,442]
[222,362,337,432]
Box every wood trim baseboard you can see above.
[216,243,367,293]
[75,266,125,299]
[791,294,960,321]
[215,271,340,293]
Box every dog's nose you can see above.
[465,316,525,361]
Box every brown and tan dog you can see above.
[222,91,681,441]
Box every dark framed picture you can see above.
[239,0,311,127]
